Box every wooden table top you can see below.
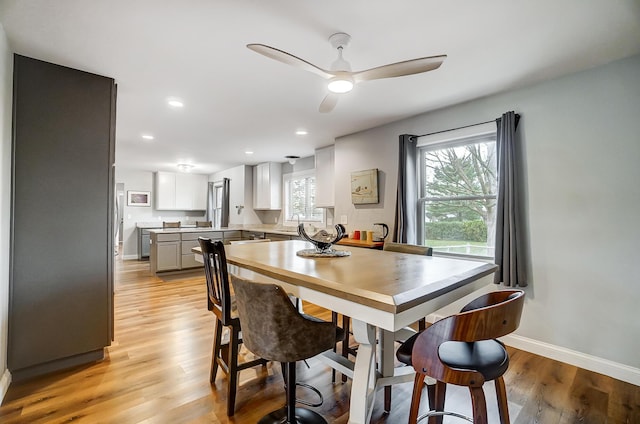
[194,240,497,314]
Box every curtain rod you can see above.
[410,114,520,141]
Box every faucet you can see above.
[291,213,301,226]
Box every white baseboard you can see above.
[0,368,11,404]
[425,315,640,387]
[122,254,139,260]
[424,284,640,387]
[500,333,640,386]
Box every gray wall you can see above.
[210,165,262,226]
[0,22,12,398]
[335,54,640,371]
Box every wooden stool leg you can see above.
[226,326,241,416]
[431,381,447,424]
[331,312,338,383]
[409,372,426,424]
[469,386,488,424]
[384,386,391,412]
[210,319,223,383]
[494,376,510,424]
[341,315,350,383]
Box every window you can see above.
[283,170,324,226]
[418,126,497,258]
[213,184,223,228]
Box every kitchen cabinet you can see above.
[223,230,242,243]
[265,232,295,241]
[242,230,267,240]
[150,229,246,274]
[155,234,181,271]
[315,145,335,207]
[181,231,223,269]
[155,171,208,211]
[9,55,116,380]
[253,162,282,210]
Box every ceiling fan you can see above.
[247,32,446,113]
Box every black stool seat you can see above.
[397,333,508,382]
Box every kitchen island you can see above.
[148,226,302,275]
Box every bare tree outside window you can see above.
[420,135,497,257]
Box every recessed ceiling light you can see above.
[141,134,154,140]
[167,98,184,108]
[177,163,194,172]
[245,151,254,155]
[295,130,308,136]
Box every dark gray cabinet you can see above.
[9,55,116,381]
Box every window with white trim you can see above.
[283,170,324,226]
[418,124,497,258]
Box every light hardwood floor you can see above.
[1,255,638,423]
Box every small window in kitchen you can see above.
[283,169,324,226]
[417,124,497,258]
[213,184,223,228]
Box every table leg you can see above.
[348,319,377,424]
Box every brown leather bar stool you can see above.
[231,274,345,424]
[196,220,212,227]
[198,237,268,416]
[396,289,525,424]
[162,221,181,228]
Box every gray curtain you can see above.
[393,134,418,243]
[205,182,215,222]
[221,177,230,228]
[494,111,526,287]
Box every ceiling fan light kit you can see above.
[247,32,446,113]
[327,76,354,93]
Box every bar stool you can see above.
[231,274,344,424]
[198,237,268,416]
[396,289,525,424]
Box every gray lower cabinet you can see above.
[224,230,242,244]
[265,233,291,241]
[182,232,223,268]
[156,234,181,271]
[242,230,267,240]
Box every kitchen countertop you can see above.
[146,226,300,236]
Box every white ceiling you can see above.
[1,0,639,174]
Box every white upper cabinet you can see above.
[253,162,282,210]
[155,171,208,210]
[315,145,335,207]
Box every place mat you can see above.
[296,248,351,258]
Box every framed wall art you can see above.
[127,190,151,207]
[351,168,378,204]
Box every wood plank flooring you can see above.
[1,255,639,423]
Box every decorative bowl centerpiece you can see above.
[296,223,351,257]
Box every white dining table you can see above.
[194,240,497,423]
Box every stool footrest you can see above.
[417,410,473,423]
[258,406,328,424]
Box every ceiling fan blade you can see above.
[319,93,339,113]
[353,55,447,82]
[247,44,333,79]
